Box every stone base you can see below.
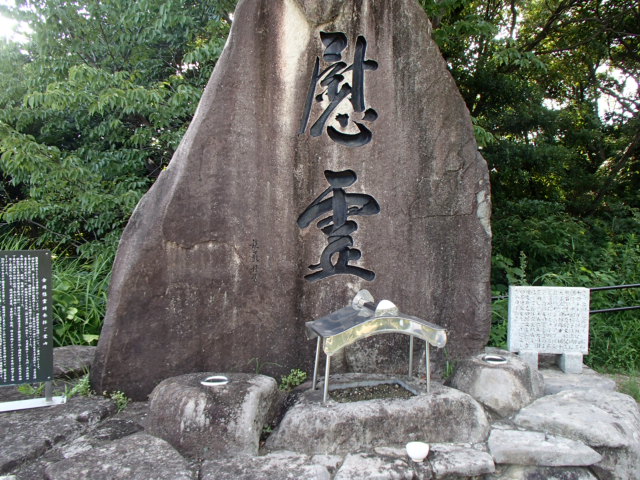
[449,350,543,417]
[541,366,616,395]
[4,366,639,480]
[558,352,584,374]
[146,373,281,459]
[518,350,585,375]
[266,374,491,455]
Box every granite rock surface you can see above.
[146,373,281,458]
[450,351,543,417]
[266,380,491,455]
[90,0,492,401]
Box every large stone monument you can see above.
[91,0,492,400]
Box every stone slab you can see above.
[488,429,601,466]
[91,0,492,401]
[540,367,616,395]
[44,433,194,480]
[3,400,150,479]
[334,452,413,480]
[0,396,116,474]
[200,450,330,480]
[507,286,589,355]
[487,465,598,480]
[514,389,640,480]
[146,373,280,459]
[428,443,495,479]
[514,389,639,448]
[58,419,144,459]
[266,376,490,455]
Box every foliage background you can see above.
[0,0,638,372]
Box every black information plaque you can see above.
[0,250,53,386]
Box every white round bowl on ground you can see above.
[406,441,430,462]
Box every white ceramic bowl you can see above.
[406,441,429,462]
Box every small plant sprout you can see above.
[279,369,308,391]
[103,390,131,412]
[17,383,46,397]
[65,373,94,399]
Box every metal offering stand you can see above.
[306,290,447,403]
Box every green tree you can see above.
[422,0,640,372]
[422,0,639,281]
[0,0,236,345]
[0,0,236,255]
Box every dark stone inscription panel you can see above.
[0,250,53,386]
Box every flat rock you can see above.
[513,389,639,448]
[146,373,280,458]
[334,452,413,480]
[449,351,543,417]
[311,454,343,475]
[58,418,145,460]
[540,367,616,395]
[266,378,490,455]
[53,346,96,378]
[487,465,598,480]
[0,396,116,474]
[428,443,495,479]
[374,447,407,458]
[44,433,194,480]
[514,389,640,479]
[200,450,330,480]
[488,429,601,466]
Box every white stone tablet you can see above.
[507,286,590,354]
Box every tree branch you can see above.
[521,0,580,53]
[509,0,518,39]
[27,220,84,248]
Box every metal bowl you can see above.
[200,375,230,386]
[481,354,508,365]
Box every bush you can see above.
[279,369,308,391]
[0,230,114,346]
[490,233,640,373]
[51,248,115,346]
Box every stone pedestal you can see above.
[557,352,583,374]
[146,373,281,458]
[266,374,490,455]
[449,351,543,417]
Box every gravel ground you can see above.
[329,382,415,402]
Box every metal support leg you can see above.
[45,381,53,402]
[323,355,331,404]
[425,343,431,393]
[408,336,414,377]
[312,337,321,390]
